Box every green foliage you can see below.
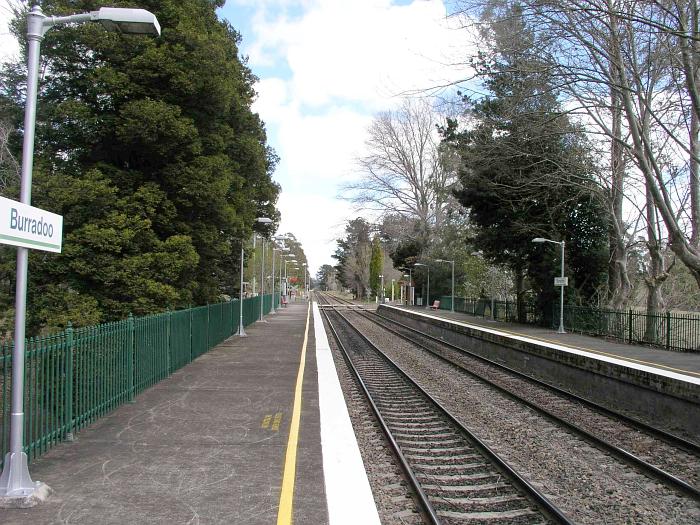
[445,4,608,317]
[369,235,383,298]
[0,0,280,331]
[333,218,372,297]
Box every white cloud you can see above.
[242,1,473,271]
[0,0,21,65]
[277,191,353,275]
[249,0,470,110]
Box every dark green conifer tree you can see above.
[0,0,279,332]
[446,2,607,321]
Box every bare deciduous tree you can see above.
[0,120,19,196]
[342,98,458,244]
[453,0,700,301]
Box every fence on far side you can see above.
[0,294,279,469]
[432,296,700,353]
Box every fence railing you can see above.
[0,293,280,469]
[436,296,700,352]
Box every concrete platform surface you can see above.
[399,305,700,377]
[0,302,329,525]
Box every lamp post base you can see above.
[238,326,247,337]
[0,452,52,507]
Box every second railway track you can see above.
[316,292,700,524]
[319,294,569,524]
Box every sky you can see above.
[0,0,471,275]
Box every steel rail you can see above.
[319,304,441,524]
[352,308,700,500]
[367,308,700,455]
[324,302,574,524]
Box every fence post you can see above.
[206,303,211,351]
[665,311,671,350]
[166,309,172,375]
[127,313,135,402]
[188,306,193,363]
[628,309,633,343]
[64,322,74,441]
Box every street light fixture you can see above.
[0,5,161,502]
[414,263,430,309]
[435,259,455,313]
[532,237,566,334]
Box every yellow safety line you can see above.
[421,310,700,379]
[276,301,311,525]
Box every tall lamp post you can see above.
[269,245,278,314]
[533,237,566,334]
[255,218,272,322]
[436,259,455,313]
[414,263,429,309]
[279,248,289,300]
[0,5,161,502]
[272,236,288,312]
[302,262,308,299]
[238,243,247,338]
[284,257,296,300]
[378,274,384,303]
[258,235,267,322]
[404,268,413,306]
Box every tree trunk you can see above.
[514,265,526,323]
[607,86,632,309]
[643,189,668,344]
[691,102,700,249]
[599,3,700,290]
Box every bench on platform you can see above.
[429,300,440,310]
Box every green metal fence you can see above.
[0,294,277,469]
[437,296,700,352]
[557,306,700,352]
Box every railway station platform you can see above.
[0,301,379,524]
[381,304,700,438]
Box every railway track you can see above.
[318,293,570,524]
[316,292,700,523]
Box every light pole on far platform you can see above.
[435,259,455,313]
[414,263,430,308]
[533,237,566,334]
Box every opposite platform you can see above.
[0,301,378,524]
[380,304,700,439]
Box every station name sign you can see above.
[0,196,63,253]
